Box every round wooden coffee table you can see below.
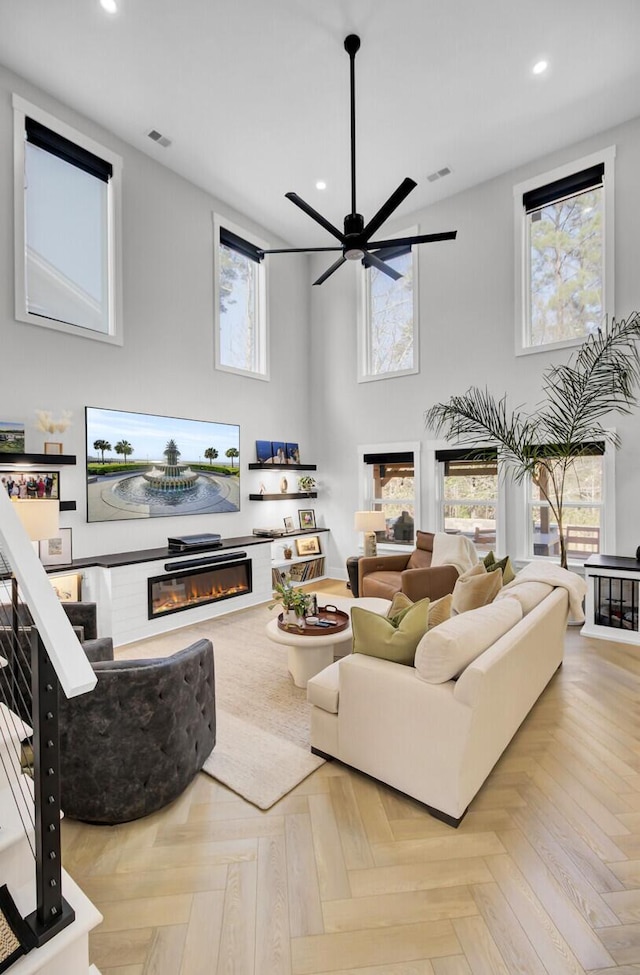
[266,607,353,688]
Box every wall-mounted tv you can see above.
[85,407,240,523]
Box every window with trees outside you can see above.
[13,94,123,344]
[436,450,499,557]
[362,448,419,547]
[214,217,268,379]
[514,147,615,356]
[359,229,418,381]
[527,446,604,562]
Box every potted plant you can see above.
[269,573,311,628]
[298,475,316,494]
[424,314,640,569]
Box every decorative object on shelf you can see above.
[39,527,72,566]
[256,440,273,464]
[35,409,72,452]
[286,443,300,464]
[283,516,294,531]
[280,476,288,493]
[259,482,266,495]
[269,573,311,629]
[1,470,59,500]
[283,543,293,560]
[425,313,640,569]
[298,508,316,529]
[296,535,320,556]
[354,509,386,557]
[297,475,316,493]
[0,420,25,454]
[272,441,286,464]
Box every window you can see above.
[13,94,123,344]
[358,229,418,381]
[360,444,420,547]
[514,147,615,356]
[436,449,500,557]
[526,445,606,561]
[214,215,268,379]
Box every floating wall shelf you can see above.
[249,492,318,502]
[248,463,317,471]
[0,453,77,466]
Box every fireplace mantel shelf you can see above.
[65,535,271,571]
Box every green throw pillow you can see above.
[386,591,415,627]
[483,551,516,585]
[352,597,430,666]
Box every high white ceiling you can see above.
[2,0,640,247]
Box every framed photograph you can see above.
[295,534,320,556]
[256,440,273,464]
[39,528,72,566]
[298,508,316,529]
[49,572,82,602]
[1,470,59,500]
[0,420,25,454]
[283,515,294,531]
[271,441,286,464]
[44,442,64,455]
[285,443,300,464]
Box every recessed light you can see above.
[100,0,118,13]
[533,60,548,75]
[315,181,327,190]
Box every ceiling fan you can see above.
[258,34,457,286]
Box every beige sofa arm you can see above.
[401,564,459,602]
[358,553,411,591]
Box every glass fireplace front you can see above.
[148,558,252,619]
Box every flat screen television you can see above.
[85,406,240,523]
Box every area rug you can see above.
[119,603,325,809]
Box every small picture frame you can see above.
[271,441,286,464]
[295,534,320,556]
[49,572,82,602]
[1,470,59,500]
[256,440,273,464]
[0,420,25,454]
[298,508,316,530]
[283,515,294,531]
[39,528,72,566]
[285,443,300,465]
[44,442,64,455]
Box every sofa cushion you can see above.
[361,571,404,600]
[414,597,523,684]
[406,530,434,569]
[483,551,516,585]
[352,597,430,666]
[452,562,502,614]
[307,660,341,713]
[495,581,554,614]
[428,593,453,629]
[387,591,414,625]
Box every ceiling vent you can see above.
[147,129,172,148]
[426,166,451,183]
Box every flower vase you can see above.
[282,608,295,628]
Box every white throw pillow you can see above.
[414,598,523,684]
[495,581,553,615]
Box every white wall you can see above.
[0,65,312,558]
[310,114,640,574]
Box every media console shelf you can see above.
[582,554,640,646]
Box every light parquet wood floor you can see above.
[61,580,640,974]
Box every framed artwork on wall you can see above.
[286,443,300,464]
[49,572,82,602]
[1,470,59,500]
[39,528,72,566]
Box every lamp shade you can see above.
[12,499,59,541]
[354,510,386,533]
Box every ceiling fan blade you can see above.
[362,251,403,281]
[361,178,417,241]
[369,243,412,263]
[259,246,344,255]
[285,192,345,243]
[368,230,457,249]
[313,256,347,286]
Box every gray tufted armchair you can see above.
[58,638,216,824]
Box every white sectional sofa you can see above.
[307,580,571,825]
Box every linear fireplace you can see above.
[148,554,252,619]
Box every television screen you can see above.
[85,407,240,522]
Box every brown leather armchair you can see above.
[358,530,459,602]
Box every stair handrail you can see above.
[0,488,96,698]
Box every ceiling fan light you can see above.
[345,248,365,261]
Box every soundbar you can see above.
[164,551,247,572]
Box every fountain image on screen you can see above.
[85,406,240,523]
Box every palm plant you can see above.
[424,314,640,568]
[93,438,111,463]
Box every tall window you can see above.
[13,95,123,344]
[361,446,419,547]
[436,450,499,557]
[359,230,418,381]
[214,216,268,379]
[514,147,615,355]
[527,445,605,561]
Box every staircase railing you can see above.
[0,487,96,951]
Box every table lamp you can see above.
[12,499,60,546]
[354,509,386,557]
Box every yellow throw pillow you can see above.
[386,591,415,626]
[352,597,430,666]
[428,593,453,629]
[452,562,502,614]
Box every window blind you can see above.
[26,117,112,182]
[523,163,604,213]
